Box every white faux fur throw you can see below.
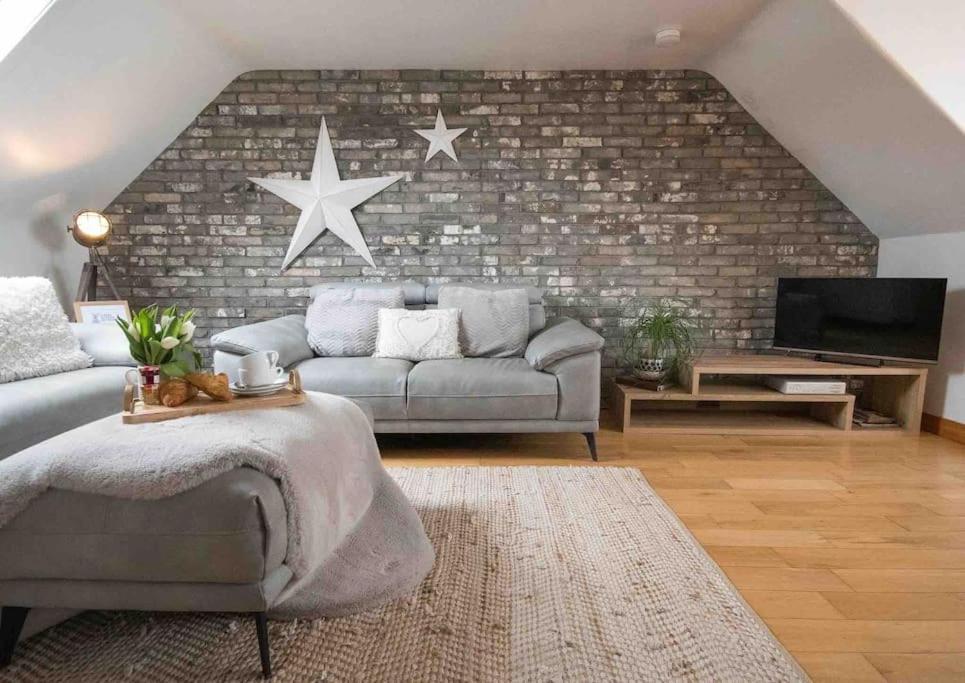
[0,392,434,618]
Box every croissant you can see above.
[159,378,198,407]
[186,372,233,402]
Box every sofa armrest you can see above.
[209,315,313,368]
[70,323,135,367]
[525,318,604,371]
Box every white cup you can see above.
[237,350,284,387]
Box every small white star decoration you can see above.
[414,110,468,162]
[248,118,402,270]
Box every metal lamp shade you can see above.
[70,210,112,248]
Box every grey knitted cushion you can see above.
[305,286,404,357]
[437,286,530,358]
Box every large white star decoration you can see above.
[414,109,468,162]
[248,118,402,270]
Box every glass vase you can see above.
[137,365,162,405]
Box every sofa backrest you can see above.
[308,281,547,336]
[309,281,426,306]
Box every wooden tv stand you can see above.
[613,354,927,435]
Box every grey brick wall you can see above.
[102,70,877,378]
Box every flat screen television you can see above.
[773,277,947,363]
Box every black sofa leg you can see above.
[0,606,30,668]
[253,612,271,678]
[584,432,598,461]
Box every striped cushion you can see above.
[305,286,404,357]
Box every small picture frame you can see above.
[73,300,132,324]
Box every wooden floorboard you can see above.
[378,416,965,682]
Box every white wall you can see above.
[834,0,965,131]
[879,233,965,423]
[0,0,241,309]
[702,0,965,239]
[843,2,965,423]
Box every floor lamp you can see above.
[69,210,120,302]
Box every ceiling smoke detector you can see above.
[655,27,681,48]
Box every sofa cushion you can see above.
[438,286,530,358]
[294,357,412,420]
[375,308,462,361]
[426,282,546,336]
[70,322,136,367]
[0,366,128,461]
[305,285,405,357]
[0,277,92,384]
[0,468,287,585]
[407,358,557,420]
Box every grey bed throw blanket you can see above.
[0,392,434,618]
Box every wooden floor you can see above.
[379,417,965,683]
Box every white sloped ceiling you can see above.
[702,0,964,239]
[1,0,963,303]
[0,0,242,303]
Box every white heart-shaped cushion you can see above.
[396,315,440,353]
[375,308,461,361]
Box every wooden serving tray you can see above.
[122,370,305,424]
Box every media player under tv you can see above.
[764,376,847,395]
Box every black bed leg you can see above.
[253,612,271,678]
[584,432,598,461]
[0,606,30,668]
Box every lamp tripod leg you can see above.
[76,262,96,303]
[90,246,120,300]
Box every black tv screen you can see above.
[773,278,947,363]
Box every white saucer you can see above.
[231,386,286,397]
[230,378,288,396]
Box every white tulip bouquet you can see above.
[116,304,203,378]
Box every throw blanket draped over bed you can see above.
[0,392,434,618]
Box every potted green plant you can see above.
[116,304,202,404]
[621,301,697,381]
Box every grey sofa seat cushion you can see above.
[407,358,558,420]
[210,314,314,368]
[0,366,128,461]
[294,357,413,420]
[0,468,287,585]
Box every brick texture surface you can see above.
[102,70,878,379]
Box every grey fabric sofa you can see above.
[211,282,605,458]
[0,324,292,676]
[0,324,133,460]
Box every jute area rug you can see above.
[2,467,807,682]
